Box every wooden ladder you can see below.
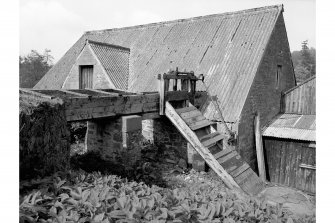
[158,68,264,195]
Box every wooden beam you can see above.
[165,90,189,101]
[254,113,266,181]
[59,89,90,97]
[19,88,55,100]
[85,89,119,96]
[165,101,240,190]
[163,74,198,80]
[141,112,161,120]
[64,93,160,121]
[158,74,170,115]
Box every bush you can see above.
[20,171,315,223]
[19,94,70,180]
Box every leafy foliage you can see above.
[20,171,315,223]
[20,49,54,88]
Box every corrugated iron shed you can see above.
[88,40,130,90]
[262,113,316,141]
[34,5,284,122]
[282,76,315,115]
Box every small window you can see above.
[79,65,93,89]
[276,65,282,89]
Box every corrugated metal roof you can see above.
[34,5,283,122]
[262,113,316,141]
[88,40,130,90]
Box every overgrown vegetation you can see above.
[20,49,54,88]
[20,171,315,223]
[20,94,70,180]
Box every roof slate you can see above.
[88,40,130,90]
[34,5,284,122]
[262,113,316,141]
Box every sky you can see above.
[20,0,316,63]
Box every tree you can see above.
[291,40,316,84]
[19,49,54,88]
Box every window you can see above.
[79,65,93,89]
[276,65,282,89]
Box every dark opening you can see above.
[276,65,282,89]
[79,65,93,89]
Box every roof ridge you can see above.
[283,75,315,95]
[85,4,283,34]
[87,40,130,51]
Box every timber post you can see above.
[254,113,266,181]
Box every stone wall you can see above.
[86,116,189,167]
[142,117,189,164]
[237,12,296,171]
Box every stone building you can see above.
[34,5,296,171]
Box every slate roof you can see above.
[35,5,284,122]
[262,113,316,141]
[88,40,130,90]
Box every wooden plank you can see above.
[85,89,120,96]
[189,80,196,104]
[234,168,254,185]
[279,141,287,185]
[213,148,233,159]
[141,112,161,120]
[217,151,238,165]
[20,88,55,100]
[181,79,189,91]
[65,101,159,121]
[180,110,202,120]
[207,144,222,155]
[100,88,137,95]
[59,89,90,97]
[299,164,316,170]
[165,90,189,101]
[220,154,245,173]
[175,105,197,114]
[158,74,165,115]
[201,132,225,147]
[163,74,198,80]
[199,132,220,142]
[184,114,206,125]
[230,163,250,178]
[164,101,240,190]
[254,114,266,181]
[66,94,159,109]
[189,119,213,130]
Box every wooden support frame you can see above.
[19,88,55,100]
[158,68,201,115]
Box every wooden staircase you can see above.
[165,102,264,195]
[158,68,265,195]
